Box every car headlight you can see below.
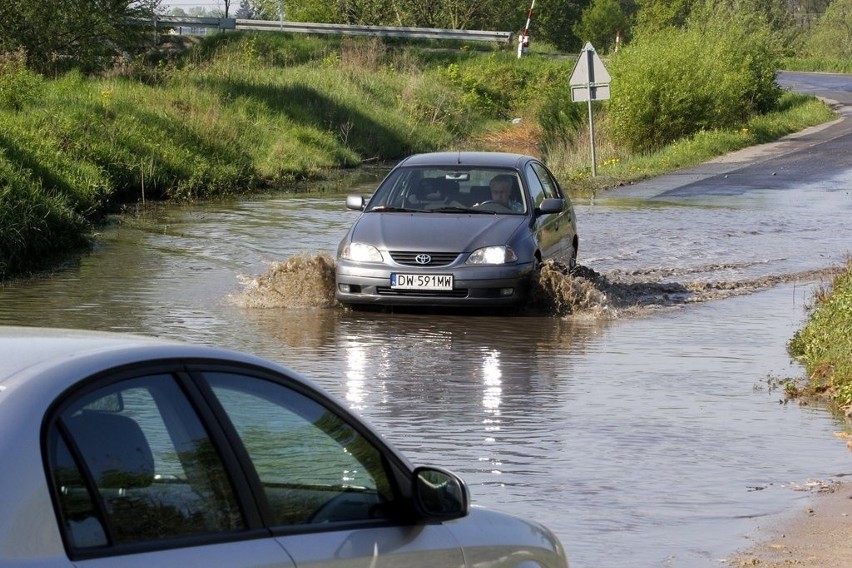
[340,242,384,263]
[467,246,518,265]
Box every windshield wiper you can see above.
[432,206,475,213]
[369,205,423,213]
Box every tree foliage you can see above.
[804,0,852,58]
[3,0,159,75]
[634,0,695,34]
[572,0,630,53]
[521,0,589,52]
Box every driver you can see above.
[488,174,523,212]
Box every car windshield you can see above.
[365,166,526,214]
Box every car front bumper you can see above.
[335,261,535,307]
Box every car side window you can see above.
[205,372,396,526]
[530,162,563,199]
[525,164,548,208]
[49,374,246,551]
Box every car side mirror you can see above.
[346,195,366,210]
[412,466,470,520]
[536,198,564,215]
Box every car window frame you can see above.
[43,363,269,561]
[38,362,245,559]
[528,161,564,200]
[44,358,417,560]
[182,362,412,534]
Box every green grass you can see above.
[781,57,852,74]
[788,261,852,409]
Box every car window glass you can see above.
[50,374,246,550]
[530,162,561,198]
[205,372,396,526]
[525,164,548,207]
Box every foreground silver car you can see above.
[0,326,568,567]
[335,152,578,308]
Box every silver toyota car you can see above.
[335,152,578,308]
[0,326,569,567]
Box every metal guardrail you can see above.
[153,15,236,30]
[150,16,513,44]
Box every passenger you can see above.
[488,174,523,212]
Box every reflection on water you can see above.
[0,180,851,567]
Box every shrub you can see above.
[0,50,44,111]
[605,6,781,153]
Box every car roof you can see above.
[396,152,534,169]
[0,326,272,389]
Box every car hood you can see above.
[348,213,527,252]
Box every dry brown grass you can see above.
[471,118,544,157]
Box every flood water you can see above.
[2,162,851,567]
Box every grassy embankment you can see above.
[787,261,852,412]
[0,32,838,282]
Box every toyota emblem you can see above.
[415,254,432,265]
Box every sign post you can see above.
[569,42,611,176]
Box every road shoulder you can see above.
[729,482,852,567]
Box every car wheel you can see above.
[568,240,578,271]
[532,255,542,272]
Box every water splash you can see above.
[232,253,338,309]
[527,263,614,317]
[232,254,841,316]
[532,260,843,318]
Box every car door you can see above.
[525,162,573,262]
[45,369,294,568]
[200,370,467,568]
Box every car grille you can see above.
[376,287,468,298]
[389,251,460,267]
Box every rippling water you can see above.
[1,175,850,567]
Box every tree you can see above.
[572,0,630,53]
[531,0,589,52]
[3,0,160,75]
[235,0,272,18]
[404,0,495,28]
[804,0,852,58]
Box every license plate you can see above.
[391,273,453,290]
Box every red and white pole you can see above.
[517,0,536,58]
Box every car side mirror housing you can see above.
[536,198,564,215]
[346,195,366,210]
[412,466,470,520]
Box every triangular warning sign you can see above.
[569,42,611,86]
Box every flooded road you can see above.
[2,74,852,567]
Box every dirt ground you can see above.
[728,481,852,567]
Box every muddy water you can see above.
[1,172,851,567]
